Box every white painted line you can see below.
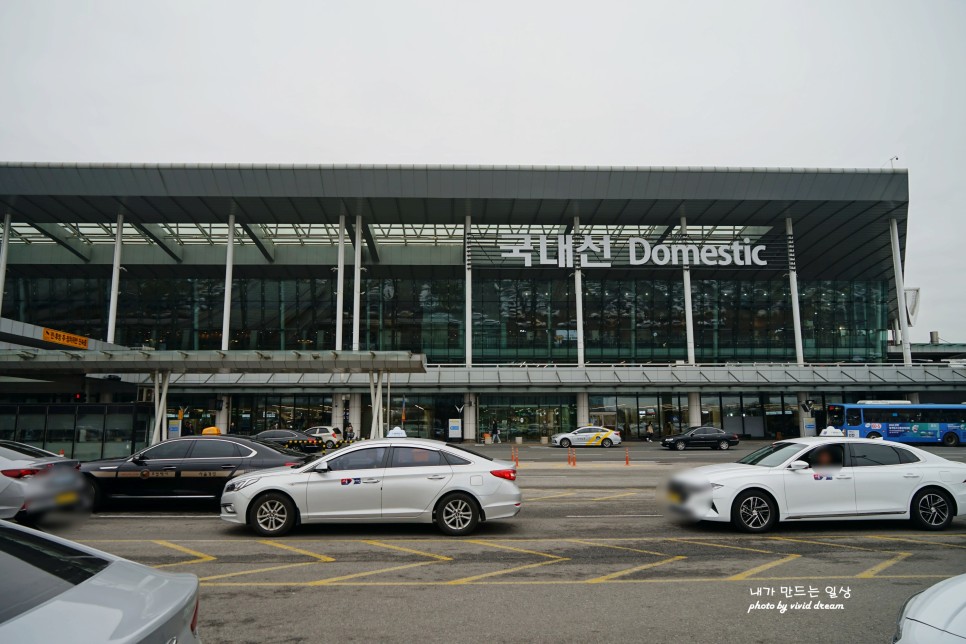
[566,513,664,518]
[93,514,219,519]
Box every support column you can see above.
[576,392,589,426]
[150,372,170,445]
[335,213,346,350]
[687,392,702,428]
[0,213,10,319]
[785,218,805,366]
[889,218,913,366]
[465,213,473,366]
[331,395,345,432]
[352,214,363,351]
[463,393,477,442]
[348,393,362,438]
[574,216,585,367]
[681,217,696,364]
[221,213,236,351]
[106,213,124,343]
[369,370,384,439]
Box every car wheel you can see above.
[84,477,102,511]
[601,438,613,448]
[718,440,730,450]
[731,490,778,533]
[867,431,882,440]
[325,440,336,449]
[675,441,686,451]
[249,492,296,537]
[435,493,480,536]
[559,438,571,448]
[942,432,960,447]
[911,489,954,531]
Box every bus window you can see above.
[845,408,862,427]
[827,405,845,427]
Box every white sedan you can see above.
[220,438,521,537]
[667,437,966,533]
[550,426,622,448]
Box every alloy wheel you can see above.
[256,499,287,532]
[918,493,949,526]
[739,496,770,529]
[442,499,473,531]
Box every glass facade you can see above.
[478,395,577,440]
[1,274,889,364]
[0,403,153,459]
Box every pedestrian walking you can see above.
[645,422,655,442]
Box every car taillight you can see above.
[190,596,199,635]
[284,462,302,467]
[490,469,517,481]
[2,468,43,479]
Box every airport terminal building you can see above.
[1,164,964,457]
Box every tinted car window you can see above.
[189,440,239,459]
[851,444,902,467]
[895,447,921,464]
[0,441,57,459]
[446,444,491,461]
[802,444,845,467]
[327,447,388,471]
[738,442,804,467]
[257,431,283,440]
[442,451,472,466]
[140,441,191,460]
[390,447,443,468]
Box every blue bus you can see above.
[827,402,966,446]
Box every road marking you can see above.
[200,562,318,581]
[727,554,801,581]
[259,540,335,562]
[586,557,687,583]
[309,561,441,585]
[766,536,881,552]
[566,539,671,557]
[526,492,577,502]
[667,538,776,554]
[856,552,913,578]
[566,514,663,518]
[464,540,565,559]
[152,540,216,568]
[363,540,452,561]
[869,535,966,549]
[590,491,639,501]
[447,559,569,584]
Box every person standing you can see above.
[645,422,655,442]
[493,426,501,444]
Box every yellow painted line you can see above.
[199,561,318,581]
[590,491,638,502]
[727,554,801,581]
[446,558,569,585]
[667,538,775,555]
[587,556,686,583]
[566,539,670,557]
[766,536,880,552]
[309,560,441,585]
[525,492,577,502]
[362,540,452,561]
[259,540,335,562]
[856,552,913,578]
[465,540,565,559]
[151,540,216,568]
[869,535,966,550]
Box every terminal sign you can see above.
[496,234,770,269]
[42,327,90,349]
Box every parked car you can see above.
[81,435,310,506]
[551,426,621,448]
[254,429,323,453]
[303,426,343,449]
[894,573,966,642]
[221,438,521,537]
[667,437,966,533]
[662,426,740,450]
[0,440,85,522]
[0,520,200,643]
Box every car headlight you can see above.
[225,477,260,493]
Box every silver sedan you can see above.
[0,520,200,642]
[0,440,86,521]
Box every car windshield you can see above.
[0,523,111,624]
[248,439,308,458]
[737,442,804,467]
[0,442,57,460]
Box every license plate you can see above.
[55,492,78,505]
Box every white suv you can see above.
[303,426,342,449]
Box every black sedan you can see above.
[661,426,740,451]
[254,429,323,453]
[80,436,310,507]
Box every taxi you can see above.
[550,426,622,448]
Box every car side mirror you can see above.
[131,455,145,465]
[788,460,810,471]
[315,462,330,473]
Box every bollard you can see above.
[569,447,576,467]
[625,446,630,466]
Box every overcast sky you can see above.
[0,1,963,342]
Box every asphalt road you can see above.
[40,443,966,644]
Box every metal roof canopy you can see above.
[0,349,427,376]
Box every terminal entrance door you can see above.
[478,395,576,442]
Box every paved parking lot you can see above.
[45,449,966,644]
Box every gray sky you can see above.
[1,0,963,342]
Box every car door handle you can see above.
[162,466,178,471]
[426,475,447,480]
[362,478,380,484]
[834,475,852,480]
[221,464,236,469]
[903,473,920,478]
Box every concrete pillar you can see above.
[574,216,585,367]
[465,213,473,366]
[889,218,912,366]
[785,218,805,366]
[463,392,477,441]
[106,213,124,343]
[348,393,362,438]
[216,395,231,433]
[908,393,921,404]
[352,214,363,351]
[331,395,345,431]
[681,217,696,364]
[335,213,346,350]
[576,392,589,426]
[221,213,236,351]
[0,213,10,319]
[687,392,702,428]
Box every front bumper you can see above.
[219,489,250,525]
